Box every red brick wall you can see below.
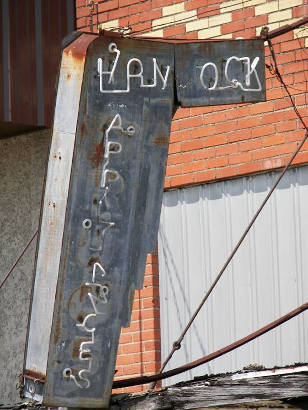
[114,252,161,393]
[76,0,308,392]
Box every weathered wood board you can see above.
[110,373,308,409]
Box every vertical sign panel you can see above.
[24,34,265,408]
[45,36,174,407]
[24,33,96,403]
[24,34,174,408]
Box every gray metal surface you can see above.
[23,33,266,407]
[24,33,97,402]
[46,36,174,408]
[24,33,174,408]
[159,167,308,386]
[0,129,51,403]
[175,39,265,106]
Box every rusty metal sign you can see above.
[23,33,265,408]
[175,39,265,106]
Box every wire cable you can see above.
[0,141,49,292]
[113,302,308,388]
[0,230,38,290]
[148,38,308,391]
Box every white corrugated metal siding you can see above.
[158,166,308,386]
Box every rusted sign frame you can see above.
[23,32,265,408]
[24,33,96,403]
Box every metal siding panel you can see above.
[35,0,44,125]
[0,0,75,128]
[66,0,76,33]
[159,167,308,386]
[247,176,259,363]
[201,185,215,372]
[159,191,188,381]
[184,187,210,371]
[9,0,37,124]
[227,178,252,368]
[42,0,61,127]
[207,182,233,373]
[252,173,279,367]
[2,0,11,121]
[0,3,3,119]
[275,171,300,363]
[297,168,308,362]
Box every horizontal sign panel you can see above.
[175,39,265,106]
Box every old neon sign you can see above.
[23,33,265,407]
[97,42,263,94]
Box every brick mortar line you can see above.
[120,338,161,342]
[116,358,161,363]
[176,154,307,172]
[172,105,306,125]
[165,157,308,179]
[171,117,305,131]
[117,347,161,352]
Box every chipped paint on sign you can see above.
[23,32,265,408]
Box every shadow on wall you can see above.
[166,166,305,206]
[159,226,212,378]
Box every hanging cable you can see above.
[0,230,38,290]
[148,37,308,391]
[113,302,308,388]
[0,138,49,292]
